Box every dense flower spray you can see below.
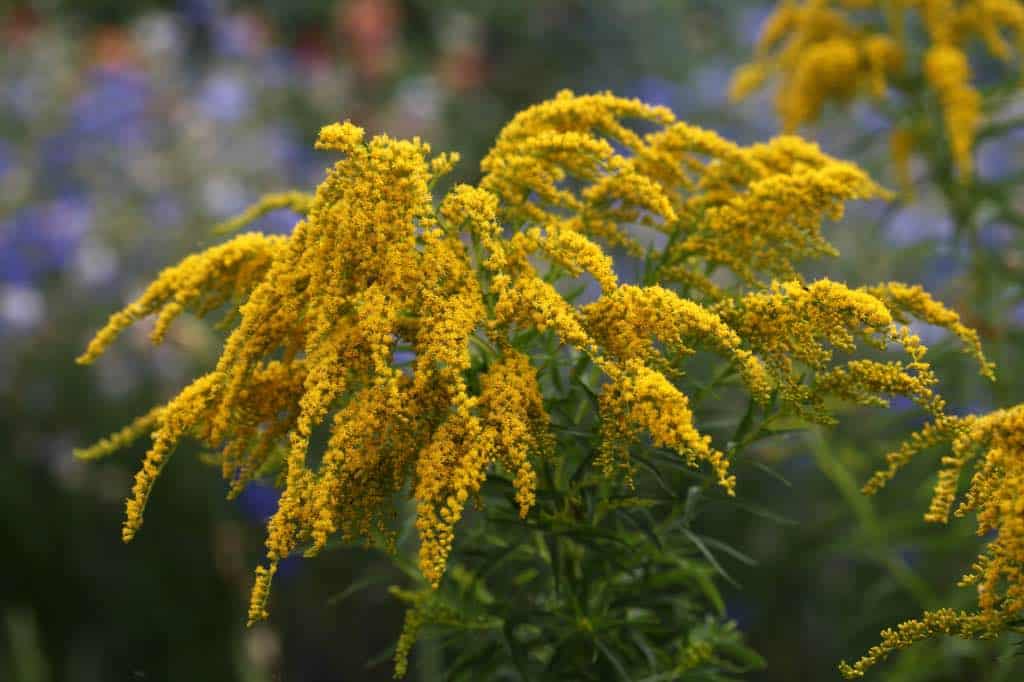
[76,91,991,675]
[731,0,1024,178]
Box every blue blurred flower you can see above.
[690,64,733,110]
[235,481,302,579]
[895,545,922,569]
[889,395,915,413]
[736,5,772,44]
[851,101,889,136]
[1012,300,1024,327]
[237,481,280,523]
[0,284,46,332]
[626,76,678,110]
[197,70,250,123]
[177,0,223,29]
[150,193,186,229]
[0,195,93,285]
[0,138,12,177]
[258,208,304,235]
[977,221,1014,250]
[976,138,1015,181]
[885,204,953,247]
[726,597,756,630]
[70,67,151,140]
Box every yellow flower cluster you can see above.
[75,91,984,637]
[733,0,1024,177]
[844,403,1024,677]
[479,90,887,290]
[599,358,735,492]
[714,278,990,420]
[865,281,995,379]
[77,232,285,364]
[582,284,772,401]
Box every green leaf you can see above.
[503,619,534,681]
[326,574,391,606]
[680,528,738,587]
[595,638,633,681]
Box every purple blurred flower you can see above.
[177,0,223,29]
[150,193,186,228]
[262,124,303,170]
[236,481,302,579]
[258,209,304,235]
[197,70,250,123]
[0,139,12,177]
[71,67,151,140]
[237,481,280,523]
[392,349,415,366]
[1012,300,1024,327]
[202,175,248,218]
[977,221,1014,250]
[0,284,45,332]
[627,76,678,110]
[0,196,93,285]
[736,5,772,44]
[690,64,733,110]
[215,11,271,60]
[976,138,1015,181]
[885,205,953,247]
[889,395,915,413]
[726,597,756,630]
[851,101,889,136]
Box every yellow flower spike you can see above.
[780,36,861,129]
[536,228,619,292]
[642,130,886,288]
[480,90,675,250]
[864,34,903,97]
[713,278,954,423]
[860,415,964,495]
[76,232,284,364]
[600,360,733,494]
[122,373,221,543]
[889,125,916,196]
[315,121,366,152]
[729,62,769,102]
[247,562,278,626]
[815,358,944,416]
[840,608,991,678]
[924,44,981,178]
[865,281,995,379]
[73,405,165,461]
[583,285,773,402]
[210,191,314,235]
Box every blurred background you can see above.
[2,1,1023,680]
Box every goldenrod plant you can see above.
[730,0,1024,181]
[76,91,995,678]
[733,1,1024,677]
